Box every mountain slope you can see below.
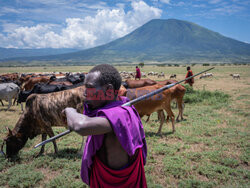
[0,48,78,60]
[1,19,250,64]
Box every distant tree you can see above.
[157,64,166,67]
[191,63,196,66]
[202,63,210,66]
[139,62,144,68]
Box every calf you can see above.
[146,83,186,123]
[126,84,175,134]
[1,86,85,158]
[0,83,20,110]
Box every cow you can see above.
[1,86,86,158]
[121,80,186,125]
[48,73,85,85]
[19,74,35,84]
[66,73,85,84]
[0,73,19,82]
[230,74,240,79]
[125,84,175,134]
[18,83,67,104]
[170,74,176,79]
[165,84,186,122]
[157,79,178,86]
[23,76,51,90]
[17,82,85,107]
[200,72,213,79]
[155,80,186,122]
[157,72,165,78]
[49,81,73,86]
[124,79,157,89]
[0,83,20,110]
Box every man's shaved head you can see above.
[89,64,121,91]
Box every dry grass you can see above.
[0,64,249,187]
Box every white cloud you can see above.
[0,1,162,49]
[160,0,171,4]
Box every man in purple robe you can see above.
[64,64,147,187]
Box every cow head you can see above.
[1,127,27,158]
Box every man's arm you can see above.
[63,107,112,136]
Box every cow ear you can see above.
[6,127,12,136]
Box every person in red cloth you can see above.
[135,66,141,80]
[184,66,194,87]
[63,64,147,187]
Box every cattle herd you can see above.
[0,70,240,158]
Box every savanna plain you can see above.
[0,65,249,187]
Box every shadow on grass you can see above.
[145,131,174,137]
[0,108,16,112]
[47,148,82,159]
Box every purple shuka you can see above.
[80,96,147,185]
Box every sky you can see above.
[0,0,249,49]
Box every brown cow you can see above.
[49,81,73,86]
[0,73,19,81]
[125,84,175,134]
[23,76,50,90]
[124,79,157,88]
[160,84,186,122]
[1,86,85,158]
[19,74,35,84]
[157,79,178,85]
[154,80,186,122]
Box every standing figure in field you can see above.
[63,64,147,187]
[184,66,194,87]
[135,66,141,80]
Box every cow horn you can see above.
[6,127,12,136]
[0,141,6,158]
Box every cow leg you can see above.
[20,103,24,111]
[146,115,151,123]
[7,98,11,110]
[181,103,185,121]
[176,98,184,122]
[47,129,58,154]
[0,100,4,106]
[36,134,47,157]
[164,101,175,132]
[13,98,16,105]
[157,110,165,135]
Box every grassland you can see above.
[0,65,249,187]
